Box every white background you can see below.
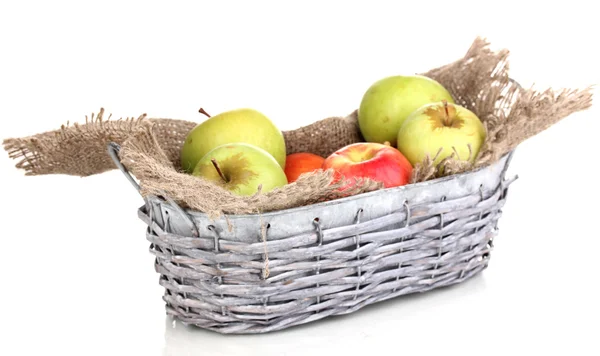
[1,1,599,355]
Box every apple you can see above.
[284,152,325,183]
[358,75,454,145]
[322,142,413,189]
[396,100,486,167]
[192,142,288,196]
[181,108,286,173]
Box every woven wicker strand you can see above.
[104,141,517,334]
[134,160,517,334]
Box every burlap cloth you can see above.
[3,38,594,217]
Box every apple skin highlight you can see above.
[180,108,286,173]
[192,142,288,196]
[396,101,486,167]
[322,142,413,190]
[284,152,325,183]
[358,75,455,145]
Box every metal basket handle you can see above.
[107,142,142,195]
[107,142,200,237]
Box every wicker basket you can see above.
[108,142,518,334]
[5,37,591,335]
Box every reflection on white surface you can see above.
[162,275,488,356]
[2,2,599,355]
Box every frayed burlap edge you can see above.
[119,120,383,218]
[3,37,594,216]
[409,37,594,182]
[3,108,148,177]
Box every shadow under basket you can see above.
[109,143,518,334]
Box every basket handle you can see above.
[107,142,142,195]
[107,142,200,237]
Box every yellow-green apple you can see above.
[284,152,325,183]
[192,143,288,196]
[358,75,454,145]
[322,142,413,190]
[396,100,486,166]
[181,108,286,173]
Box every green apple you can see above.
[358,75,454,145]
[396,100,486,166]
[192,142,288,196]
[180,108,286,173]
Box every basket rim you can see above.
[146,150,515,219]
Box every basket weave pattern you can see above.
[2,37,593,336]
[140,157,516,334]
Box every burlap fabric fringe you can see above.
[3,37,594,217]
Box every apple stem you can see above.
[198,107,211,118]
[211,158,228,183]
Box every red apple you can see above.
[284,152,325,183]
[322,142,413,190]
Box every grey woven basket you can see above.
[108,143,518,334]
